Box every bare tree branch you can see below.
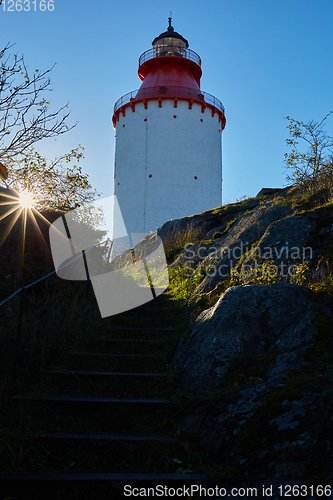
[0,44,76,162]
[0,44,97,210]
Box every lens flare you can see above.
[19,189,36,209]
[0,188,51,260]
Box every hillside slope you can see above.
[157,187,333,491]
[1,186,333,495]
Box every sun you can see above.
[19,189,36,210]
[0,187,53,272]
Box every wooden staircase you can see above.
[0,294,206,497]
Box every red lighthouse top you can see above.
[112,19,226,129]
[137,18,202,92]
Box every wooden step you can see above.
[71,353,166,366]
[0,472,207,480]
[74,353,164,358]
[100,328,176,341]
[66,352,167,371]
[12,394,171,405]
[44,370,173,397]
[41,431,174,442]
[98,338,156,342]
[108,301,172,313]
[85,339,163,354]
[47,370,170,378]
[139,306,174,311]
[111,327,173,331]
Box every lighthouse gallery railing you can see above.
[138,46,202,67]
[114,87,225,116]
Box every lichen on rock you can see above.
[171,284,317,392]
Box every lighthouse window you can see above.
[160,86,167,93]
[154,37,186,57]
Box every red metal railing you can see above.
[138,46,201,68]
[113,87,225,116]
[114,90,138,112]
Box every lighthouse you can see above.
[112,19,226,235]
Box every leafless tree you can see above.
[0,43,75,162]
[0,44,97,210]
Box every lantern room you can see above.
[152,17,189,57]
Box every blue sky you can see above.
[1,0,333,205]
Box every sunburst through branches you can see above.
[0,188,53,274]
[18,189,36,210]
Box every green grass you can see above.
[165,266,206,306]
[163,224,206,263]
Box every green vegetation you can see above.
[284,110,333,201]
[166,265,206,305]
[229,260,278,286]
[163,181,333,318]
[163,224,205,263]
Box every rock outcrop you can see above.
[170,284,333,487]
[156,187,333,488]
[171,284,317,392]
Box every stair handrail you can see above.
[1,238,112,393]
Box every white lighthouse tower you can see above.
[112,19,226,234]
